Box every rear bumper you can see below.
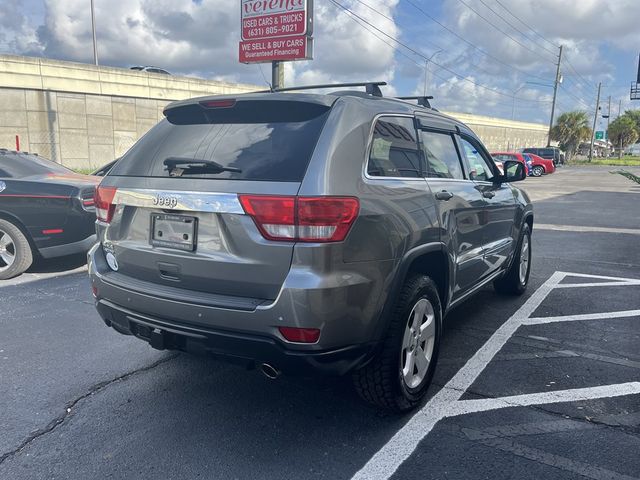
[95,298,374,375]
[88,243,391,375]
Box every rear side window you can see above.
[0,153,72,178]
[109,100,331,182]
[367,117,421,178]
[540,149,555,157]
[420,131,464,179]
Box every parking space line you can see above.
[557,272,640,282]
[556,281,640,288]
[351,271,640,480]
[524,310,640,325]
[452,382,640,416]
[536,224,640,235]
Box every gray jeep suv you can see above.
[88,84,532,411]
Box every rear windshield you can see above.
[109,100,331,182]
[0,152,73,178]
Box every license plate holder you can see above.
[150,214,197,251]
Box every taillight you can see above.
[238,195,359,243]
[94,186,117,223]
[278,327,321,343]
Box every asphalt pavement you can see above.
[1,165,639,479]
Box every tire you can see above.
[494,223,531,295]
[0,219,33,280]
[531,165,544,177]
[353,274,442,412]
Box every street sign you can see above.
[239,0,313,63]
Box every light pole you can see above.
[90,0,98,65]
[423,50,442,97]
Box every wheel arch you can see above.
[0,210,38,253]
[373,242,451,343]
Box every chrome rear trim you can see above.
[112,188,244,214]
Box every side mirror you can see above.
[500,160,526,183]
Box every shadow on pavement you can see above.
[26,253,87,274]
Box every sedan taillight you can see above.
[238,195,359,243]
[94,186,117,223]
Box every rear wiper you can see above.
[163,157,242,176]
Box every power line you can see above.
[474,0,557,56]
[352,0,394,22]
[331,0,426,70]
[559,84,593,110]
[403,0,551,83]
[561,54,594,90]
[328,0,550,105]
[454,0,557,64]
[493,0,559,50]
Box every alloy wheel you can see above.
[401,298,436,389]
[0,229,16,272]
[519,234,530,284]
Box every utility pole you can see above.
[90,0,98,65]
[588,82,602,162]
[618,99,622,118]
[606,96,611,156]
[271,61,284,90]
[547,45,563,147]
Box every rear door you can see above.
[417,123,486,298]
[99,98,332,302]
[457,135,517,274]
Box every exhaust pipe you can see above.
[260,363,281,380]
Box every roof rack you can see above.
[270,81,387,97]
[396,96,434,108]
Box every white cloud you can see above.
[1,0,402,88]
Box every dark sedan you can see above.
[0,149,99,279]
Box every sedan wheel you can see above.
[532,165,544,177]
[0,219,33,280]
[0,230,16,271]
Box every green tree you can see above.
[623,109,640,132]
[550,111,592,162]
[608,115,639,158]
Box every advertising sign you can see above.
[239,0,313,63]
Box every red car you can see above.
[491,152,554,177]
[523,152,555,176]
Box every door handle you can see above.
[482,191,496,199]
[435,190,454,201]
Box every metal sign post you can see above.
[239,0,314,89]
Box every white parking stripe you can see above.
[556,281,640,288]
[536,224,640,235]
[524,310,640,325]
[351,271,640,480]
[452,382,640,416]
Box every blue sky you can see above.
[1,0,639,125]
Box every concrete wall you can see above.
[443,111,549,152]
[0,55,258,169]
[0,54,549,169]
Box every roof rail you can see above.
[397,96,434,108]
[271,81,387,97]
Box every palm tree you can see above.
[608,115,639,158]
[550,111,592,162]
